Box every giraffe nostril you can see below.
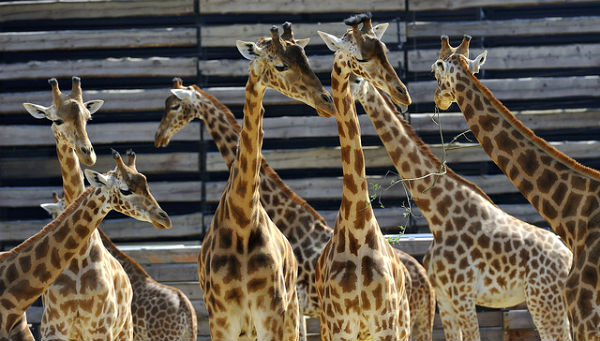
[321,94,332,103]
[80,146,90,155]
[158,211,168,219]
[396,86,405,95]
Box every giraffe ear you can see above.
[236,40,264,61]
[23,103,52,119]
[170,89,194,102]
[372,23,389,40]
[83,99,104,115]
[318,31,344,52]
[469,50,487,74]
[40,202,63,217]
[295,38,310,48]
[85,169,109,188]
[432,59,446,74]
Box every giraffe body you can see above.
[198,23,336,341]
[0,153,170,341]
[432,36,578,340]
[316,14,412,341]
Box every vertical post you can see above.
[195,0,208,239]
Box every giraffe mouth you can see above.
[154,131,171,148]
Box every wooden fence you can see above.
[2,0,600,340]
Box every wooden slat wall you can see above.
[2,1,600,339]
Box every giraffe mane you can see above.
[0,186,95,261]
[457,56,600,181]
[190,85,241,132]
[97,228,151,277]
[190,84,327,224]
[377,87,496,205]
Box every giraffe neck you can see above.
[55,136,85,206]
[97,229,150,281]
[224,70,266,225]
[191,86,241,169]
[0,187,106,330]
[331,59,374,234]
[358,81,494,226]
[453,56,600,246]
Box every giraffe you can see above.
[197,23,336,341]
[351,71,573,341]
[41,192,198,341]
[156,78,438,341]
[315,13,412,341]
[155,77,333,334]
[0,151,171,341]
[24,78,154,341]
[432,34,600,340]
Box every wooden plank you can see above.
[0,57,198,80]
[199,51,404,77]
[1,87,300,114]
[408,76,600,104]
[2,108,599,147]
[0,213,204,242]
[161,281,203,300]
[0,181,201,207]
[504,309,535,330]
[199,0,404,14]
[0,28,197,52]
[1,152,199,179]
[145,263,198,282]
[0,0,194,22]
[408,44,600,73]
[0,121,200,146]
[407,16,600,38]
[200,21,404,48]
[409,0,595,11]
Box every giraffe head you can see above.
[432,35,488,110]
[84,149,172,229]
[317,13,411,107]
[23,77,103,166]
[40,192,66,219]
[236,22,337,118]
[154,78,228,147]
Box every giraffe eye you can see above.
[170,103,181,110]
[275,64,288,72]
[119,188,133,196]
[356,58,369,63]
[53,119,64,125]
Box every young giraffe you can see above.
[197,23,336,340]
[156,77,438,341]
[0,151,171,341]
[349,74,436,341]
[433,34,600,340]
[351,72,573,340]
[41,192,198,341]
[23,78,161,340]
[156,77,333,329]
[316,13,412,341]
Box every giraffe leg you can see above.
[437,295,463,341]
[452,295,480,341]
[526,283,572,341]
[283,292,300,341]
[410,303,434,341]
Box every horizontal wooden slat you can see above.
[504,309,535,330]
[0,57,198,80]
[0,28,197,52]
[199,51,404,77]
[409,0,596,11]
[408,75,600,104]
[408,44,600,73]
[200,21,404,48]
[0,0,194,22]
[0,121,199,147]
[199,0,404,14]
[0,213,203,242]
[407,16,600,38]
